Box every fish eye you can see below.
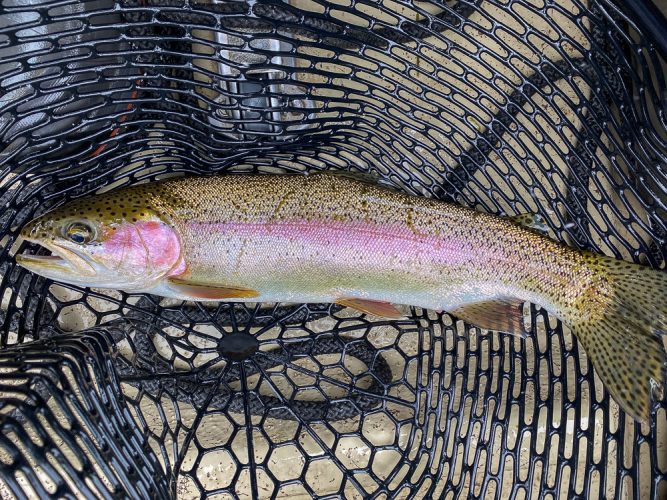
[65,222,94,244]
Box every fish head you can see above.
[15,191,183,290]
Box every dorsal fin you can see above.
[308,170,396,190]
[508,213,551,237]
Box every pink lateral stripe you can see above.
[184,220,487,266]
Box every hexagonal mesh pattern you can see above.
[0,0,666,498]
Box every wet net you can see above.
[0,0,666,498]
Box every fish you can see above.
[14,172,667,422]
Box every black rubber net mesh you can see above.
[0,0,666,498]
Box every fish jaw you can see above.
[15,237,97,284]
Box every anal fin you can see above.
[337,298,403,319]
[451,299,526,336]
[167,277,260,300]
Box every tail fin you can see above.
[567,254,666,422]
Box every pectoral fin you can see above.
[167,277,260,300]
[337,298,403,319]
[450,299,526,336]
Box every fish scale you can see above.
[150,174,578,308]
[15,172,667,422]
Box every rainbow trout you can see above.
[15,173,666,421]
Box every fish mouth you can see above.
[15,238,96,278]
